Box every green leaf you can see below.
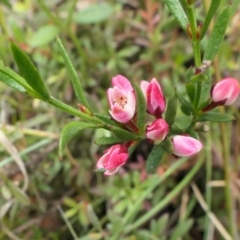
[73,3,113,24]
[175,90,193,115]
[134,82,146,133]
[190,72,207,83]
[11,43,50,100]
[56,37,90,110]
[146,145,165,173]
[94,113,119,127]
[163,0,189,32]
[111,126,138,141]
[170,219,193,240]
[159,139,172,154]
[0,70,26,92]
[117,46,139,58]
[186,82,195,104]
[95,136,121,145]
[203,6,231,61]
[187,130,199,139]
[28,25,60,47]
[59,121,97,157]
[0,65,43,98]
[174,116,192,130]
[165,96,177,126]
[200,0,221,40]
[191,73,207,109]
[197,70,212,110]
[1,174,30,206]
[198,112,235,122]
[185,67,195,82]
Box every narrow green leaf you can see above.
[0,65,42,98]
[170,219,193,240]
[165,96,177,126]
[72,3,113,24]
[146,145,165,173]
[163,0,189,32]
[185,67,195,82]
[28,25,60,47]
[95,136,121,145]
[11,43,50,100]
[111,126,138,141]
[134,82,146,133]
[0,71,26,92]
[186,83,195,104]
[159,139,172,154]
[198,112,235,122]
[187,130,199,139]
[94,113,119,127]
[200,0,221,40]
[203,6,231,61]
[1,174,30,206]
[59,121,97,157]
[56,37,90,110]
[174,116,192,130]
[197,69,212,110]
[190,72,207,83]
[175,90,193,115]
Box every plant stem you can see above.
[204,128,212,240]
[124,154,205,234]
[220,120,238,239]
[187,4,201,67]
[48,96,101,124]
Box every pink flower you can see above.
[112,75,133,91]
[96,144,129,176]
[107,75,136,123]
[211,78,239,105]
[172,135,202,157]
[146,119,169,144]
[140,78,166,118]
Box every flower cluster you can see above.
[96,75,239,175]
[97,75,202,175]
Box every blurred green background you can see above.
[0,0,240,239]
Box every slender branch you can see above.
[187,4,201,67]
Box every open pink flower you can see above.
[172,135,202,157]
[212,78,239,105]
[146,119,169,144]
[140,78,166,118]
[107,75,136,123]
[96,144,129,176]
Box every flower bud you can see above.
[140,78,166,118]
[172,135,202,157]
[146,119,169,144]
[211,78,239,105]
[107,75,136,123]
[96,144,129,176]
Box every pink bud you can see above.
[140,78,166,118]
[212,78,239,105]
[96,144,129,176]
[107,75,136,123]
[146,119,169,144]
[172,135,202,157]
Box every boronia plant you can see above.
[0,0,240,237]
[0,1,239,174]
